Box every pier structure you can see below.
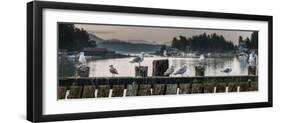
[58,75,258,99]
[59,59,258,99]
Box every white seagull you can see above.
[221,66,232,75]
[248,52,256,66]
[109,65,118,77]
[78,52,87,65]
[164,65,175,76]
[174,65,188,77]
[163,50,168,57]
[130,52,144,66]
[199,54,205,63]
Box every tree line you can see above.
[239,31,258,50]
[58,24,96,51]
[171,33,235,53]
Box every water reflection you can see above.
[87,56,250,77]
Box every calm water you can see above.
[87,56,250,77]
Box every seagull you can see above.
[174,65,188,77]
[164,65,175,76]
[221,66,232,75]
[109,65,118,77]
[199,54,205,63]
[207,53,211,57]
[130,52,144,66]
[163,50,168,57]
[248,52,256,66]
[78,52,87,65]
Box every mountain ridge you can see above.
[88,33,163,54]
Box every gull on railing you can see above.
[174,65,189,77]
[130,52,144,66]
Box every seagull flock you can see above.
[164,65,189,77]
[85,51,256,77]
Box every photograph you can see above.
[26,1,273,122]
[57,23,259,99]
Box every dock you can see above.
[58,75,258,99]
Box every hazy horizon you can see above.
[75,23,254,45]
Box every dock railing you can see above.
[58,75,258,99]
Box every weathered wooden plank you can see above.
[59,76,258,97]
[126,83,138,96]
[67,86,83,99]
[152,59,169,76]
[112,85,125,97]
[76,65,90,77]
[97,85,110,98]
[152,84,165,95]
[248,66,257,75]
[249,81,258,91]
[137,84,151,96]
[58,87,67,99]
[239,82,250,92]
[165,84,178,95]
[135,66,148,77]
[215,82,227,93]
[203,82,216,93]
[191,83,204,93]
[178,83,191,94]
[59,76,258,86]
[195,66,205,76]
[228,82,239,92]
[82,85,96,98]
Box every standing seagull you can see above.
[174,65,188,77]
[248,51,256,66]
[221,66,232,75]
[78,52,87,65]
[130,52,144,66]
[109,65,118,77]
[163,50,168,57]
[164,65,175,76]
[199,54,205,63]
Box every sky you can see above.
[75,23,254,45]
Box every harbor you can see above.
[57,23,259,100]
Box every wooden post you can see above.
[137,84,151,96]
[191,82,204,93]
[126,83,138,96]
[152,59,169,76]
[152,84,165,95]
[67,86,83,99]
[76,65,90,77]
[58,87,67,99]
[165,84,178,95]
[203,82,216,93]
[82,85,96,98]
[112,85,125,97]
[97,85,111,98]
[178,83,191,94]
[215,82,227,93]
[195,65,205,76]
[135,66,148,77]
[248,66,256,75]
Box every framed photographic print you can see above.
[27,1,273,122]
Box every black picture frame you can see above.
[27,1,273,122]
